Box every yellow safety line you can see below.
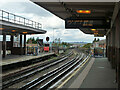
[57,56,91,88]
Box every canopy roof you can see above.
[31,1,116,36]
[0,10,46,35]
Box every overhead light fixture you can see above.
[23,32,28,34]
[85,10,91,13]
[0,28,4,30]
[77,10,83,13]
[91,29,96,31]
[76,10,91,14]
[94,32,98,35]
[12,30,16,32]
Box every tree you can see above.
[96,38,100,42]
[27,37,32,43]
[31,37,35,44]
[27,37,39,44]
[36,37,39,43]
[93,38,96,43]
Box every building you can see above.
[93,39,106,49]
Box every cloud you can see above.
[0,0,105,43]
[31,14,64,29]
[0,1,54,18]
[60,29,94,42]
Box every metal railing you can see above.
[0,9,42,29]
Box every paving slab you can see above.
[69,58,95,88]
[80,58,117,88]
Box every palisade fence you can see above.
[0,9,42,29]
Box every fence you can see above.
[0,10,42,29]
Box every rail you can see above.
[2,51,73,89]
[0,10,42,29]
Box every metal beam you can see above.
[39,4,114,11]
[31,0,120,2]
[3,33,6,58]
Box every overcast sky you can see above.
[0,0,106,43]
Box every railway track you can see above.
[19,53,84,90]
[50,54,90,89]
[2,51,74,89]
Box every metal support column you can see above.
[24,34,26,55]
[3,33,6,58]
[20,34,22,55]
[11,35,13,54]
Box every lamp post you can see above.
[53,28,58,43]
[52,28,60,54]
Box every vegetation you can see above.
[61,42,71,46]
[27,37,39,44]
[52,38,72,47]
[82,43,92,48]
[27,37,71,48]
[82,38,100,49]
[93,38,100,43]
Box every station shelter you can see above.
[30,0,120,88]
[0,10,46,58]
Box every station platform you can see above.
[65,57,117,88]
[1,52,55,66]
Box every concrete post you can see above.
[106,35,108,57]
[115,11,120,88]
[111,27,116,69]
[110,31,113,64]
[108,32,110,61]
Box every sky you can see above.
[0,0,106,43]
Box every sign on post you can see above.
[94,34,104,37]
[46,37,49,42]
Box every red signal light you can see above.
[46,37,49,42]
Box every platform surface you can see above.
[69,57,117,88]
[1,52,54,66]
